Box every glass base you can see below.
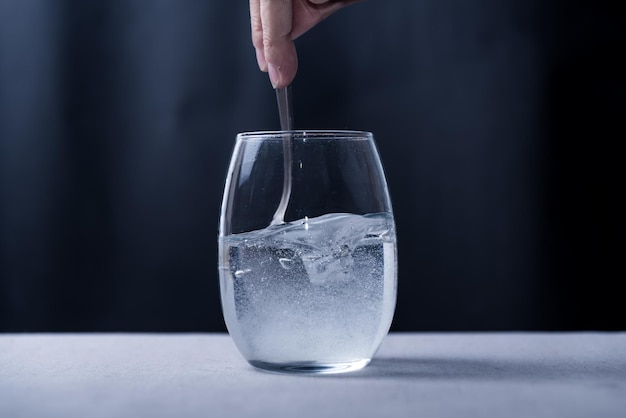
[248,358,370,375]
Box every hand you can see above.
[250,0,359,88]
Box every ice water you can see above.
[219,212,397,370]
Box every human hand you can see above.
[250,0,360,88]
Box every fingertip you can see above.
[264,39,297,88]
[267,62,297,89]
[255,48,268,72]
[267,57,298,89]
[268,63,280,88]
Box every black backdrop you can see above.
[0,0,623,332]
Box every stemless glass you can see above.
[218,130,397,374]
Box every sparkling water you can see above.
[219,212,397,366]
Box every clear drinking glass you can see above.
[218,130,397,374]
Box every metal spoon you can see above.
[276,85,294,131]
[270,85,294,226]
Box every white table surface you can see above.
[1,333,625,418]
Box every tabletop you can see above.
[1,332,625,418]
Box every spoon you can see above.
[270,85,294,226]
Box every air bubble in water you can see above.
[279,258,295,270]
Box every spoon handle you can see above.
[276,85,294,131]
[270,85,294,226]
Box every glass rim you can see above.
[237,130,373,140]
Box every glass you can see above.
[218,130,397,374]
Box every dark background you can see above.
[0,0,623,332]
